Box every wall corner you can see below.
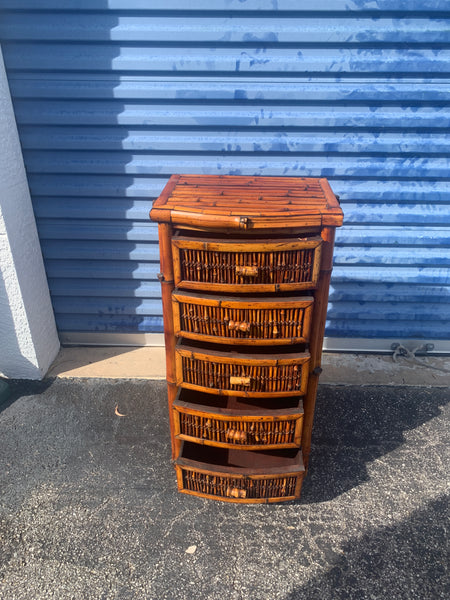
[0,45,60,380]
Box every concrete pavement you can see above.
[0,378,448,599]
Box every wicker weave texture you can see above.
[181,468,299,500]
[179,302,310,341]
[180,355,307,394]
[177,412,299,447]
[180,247,317,286]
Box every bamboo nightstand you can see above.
[150,174,343,503]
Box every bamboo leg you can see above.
[158,223,175,383]
[302,227,336,470]
[167,382,180,459]
[157,223,180,460]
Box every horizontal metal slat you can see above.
[324,319,450,339]
[48,278,161,298]
[332,266,450,285]
[0,1,446,13]
[341,204,450,225]
[30,178,165,200]
[329,282,450,303]
[4,44,449,75]
[2,15,448,44]
[22,151,450,180]
[52,297,162,315]
[41,240,159,261]
[32,197,154,219]
[45,260,160,280]
[331,181,450,204]
[323,336,450,354]
[54,314,164,333]
[14,100,450,129]
[37,219,159,241]
[8,77,450,103]
[19,127,450,155]
[327,301,449,321]
[336,226,450,247]
[333,246,450,267]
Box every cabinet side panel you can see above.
[302,226,336,468]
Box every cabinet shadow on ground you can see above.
[286,495,448,599]
[299,384,448,504]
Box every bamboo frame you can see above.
[301,226,336,469]
[150,174,343,502]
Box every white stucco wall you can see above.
[0,46,60,379]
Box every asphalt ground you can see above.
[0,378,448,600]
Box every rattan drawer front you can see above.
[172,236,322,292]
[173,390,303,450]
[178,468,303,502]
[176,443,304,503]
[172,292,314,345]
[175,343,310,397]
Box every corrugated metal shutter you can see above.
[1,0,449,351]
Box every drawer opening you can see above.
[177,338,307,356]
[179,441,303,471]
[174,388,303,413]
[177,442,305,501]
[173,229,321,241]
[173,290,315,300]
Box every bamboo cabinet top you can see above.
[150,174,343,230]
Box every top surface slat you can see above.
[150,174,343,229]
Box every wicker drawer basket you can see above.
[176,343,310,397]
[175,442,305,503]
[173,389,303,450]
[172,292,314,346]
[172,235,322,292]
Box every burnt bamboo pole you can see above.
[157,222,179,459]
[302,226,336,470]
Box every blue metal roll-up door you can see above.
[0,0,449,351]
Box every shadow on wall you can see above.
[286,496,448,599]
[2,3,163,341]
[300,385,448,504]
